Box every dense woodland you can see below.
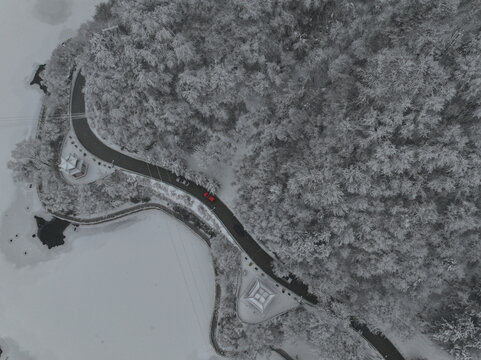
[211,233,373,360]
[9,0,481,359]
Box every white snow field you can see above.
[0,211,217,360]
[0,2,219,359]
[0,0,105,230]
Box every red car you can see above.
[203,192,215,203]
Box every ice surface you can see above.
[0,211,217,360]
[0,2,220,359]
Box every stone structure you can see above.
[244,278,275,313]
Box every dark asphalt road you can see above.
[70,72,405,360]
[351,319,405,360]
[71,73,317,304]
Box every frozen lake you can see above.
[0,212,216,360]
[0,1,218,359]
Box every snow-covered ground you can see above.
[0,0,105,228]
[0,211,217,360]
[0,185,54,268]
[3,2,443,360]
[0,2,220,359]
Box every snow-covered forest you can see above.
[10,0,481,359]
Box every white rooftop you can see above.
[245,278,275,313]
[59,153,87,178]
[60,153,79,171]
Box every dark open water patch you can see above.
[34,216,71,249]
[30,64,47,94]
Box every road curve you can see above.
[70,71,406,360]
[71,72,318,304]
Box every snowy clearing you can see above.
[0,185,56,267]
[0,210,217,360]
[0,0,104,227]
[0,2,220,359]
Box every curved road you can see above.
[71,73,317,303]
[70,72,405,360]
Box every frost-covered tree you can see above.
[431,285,481,360]
[8,138,54,183]
[38,0,481,357]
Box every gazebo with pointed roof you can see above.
[59,153,88,178]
